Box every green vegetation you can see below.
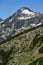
[0,24,43,65]
[29,57,43,65]
[39,47,43,53]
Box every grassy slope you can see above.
[0,24,43,65]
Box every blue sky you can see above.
[0,0,43,19]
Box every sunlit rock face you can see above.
[0,7,43,42]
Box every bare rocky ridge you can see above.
[0,7,43,65]
[0,7,43,42]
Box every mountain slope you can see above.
[0,24,43,65]
[0,7,43,65]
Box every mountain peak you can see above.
[17,7,33,15]
[16,7,35,20]
[20,7,33,12]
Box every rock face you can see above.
[0,7,43,65]
[0,7,43,42]
[0,18,3,22]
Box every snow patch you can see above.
[31,24,36,26]
[31,23,41,27]
[17,16,35,20]
[18,9,35,20]
[0,21,4,23]
[9,19,13,22]
[9,17,14,22]
[37,23,41,26]
[2,24,5,27]
[2,35,6,39]
[22,9,35,15]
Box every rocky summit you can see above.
[0,7,43,65]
